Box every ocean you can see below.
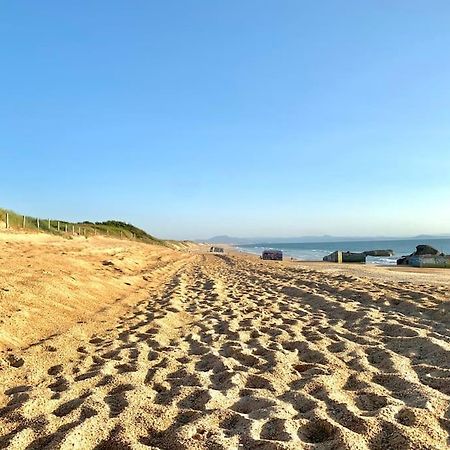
[238,238,450,265]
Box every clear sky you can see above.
[1,1,449,239]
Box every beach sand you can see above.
[0,232,449,449]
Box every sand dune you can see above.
[1,237,449,449]
[0,232,189,351]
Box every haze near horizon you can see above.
[1,1,449,240]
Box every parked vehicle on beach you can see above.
[210,246,224,253]
[261,250,283,261]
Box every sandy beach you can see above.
[0,232,449,449]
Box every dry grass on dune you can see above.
[0,235,449,449]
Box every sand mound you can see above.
[1,246,449,449]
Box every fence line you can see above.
[1,211,134,241]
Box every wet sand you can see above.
[1,234,449,449]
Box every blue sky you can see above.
[1,1,449,239]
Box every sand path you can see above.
[1,253,449,449]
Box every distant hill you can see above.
[200,235,346,245]
[413,234,450,239]
[201,234,450,245]
[200,235,256,245]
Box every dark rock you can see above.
[414,245,441,256]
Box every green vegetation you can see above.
[0,207,163,244]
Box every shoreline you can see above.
[231,244,450,271]
[230,242,396,265]
[223,243,450,286]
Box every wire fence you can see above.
[0,210,135,240]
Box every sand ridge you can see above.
[1,247,449,449]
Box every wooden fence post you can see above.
[57,221,60,231]
[48,219,51,229]
[22,215,26,228]
[72,225,75,235]
[6,213,9,229]
[78,227,81,234]
[65,223,68,233]
[37,218,40,230]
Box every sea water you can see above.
[238,238,450,265]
